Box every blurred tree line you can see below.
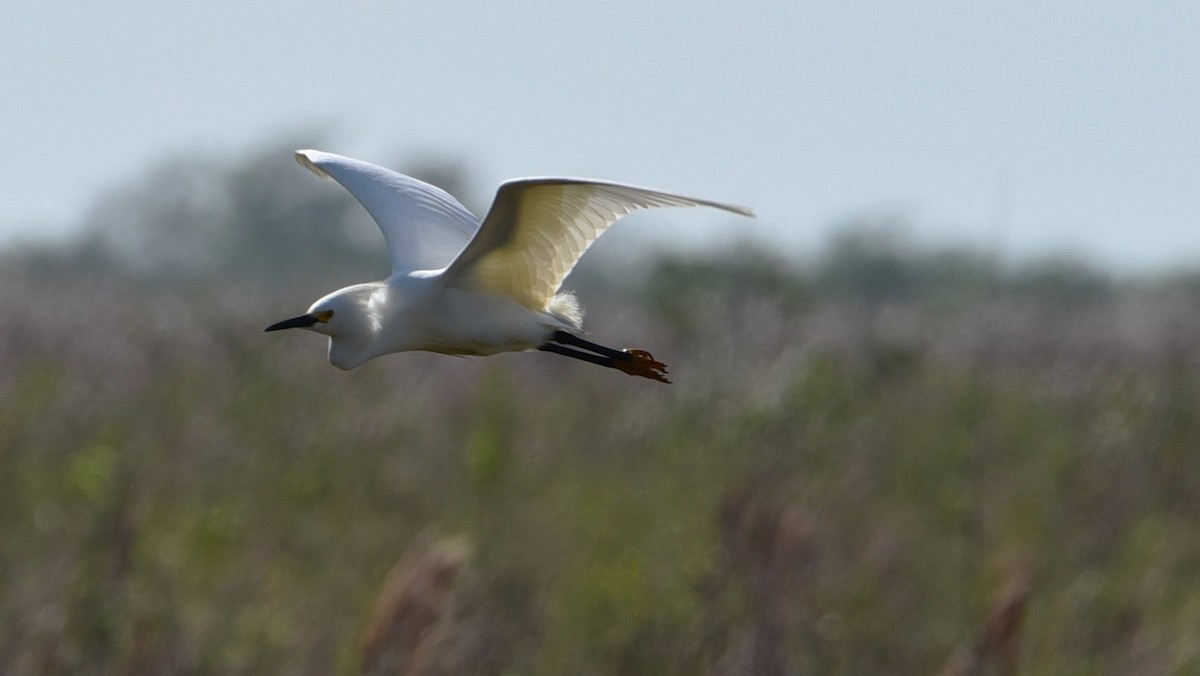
[3,137,1160,309]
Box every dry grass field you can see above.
[3,245,1200,674]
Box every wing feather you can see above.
[441,178,754,310]
[295,149,479,274]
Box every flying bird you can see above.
[265,150,754,383]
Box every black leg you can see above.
[540,331,671,383]
[549,330,631,361]
[538,343,613,368]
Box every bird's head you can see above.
[266,283,384,336]
[265,284,384,369]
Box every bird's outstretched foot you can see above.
[614,349,671,384]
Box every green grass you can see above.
[3,264,1200,675]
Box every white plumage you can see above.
[267,150,754,382]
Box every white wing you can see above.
[440,178,755,310]
[295,149,480,274]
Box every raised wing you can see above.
[295,149,480,274]
[440,178,754,310]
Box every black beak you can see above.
[265,314,319,332]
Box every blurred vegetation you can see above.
[2,141,1200,674]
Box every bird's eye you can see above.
[315,310,334,322]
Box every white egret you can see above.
[266,150,754,383]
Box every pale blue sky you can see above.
[4,2,1197,270]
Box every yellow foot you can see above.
[614,349,671,384]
